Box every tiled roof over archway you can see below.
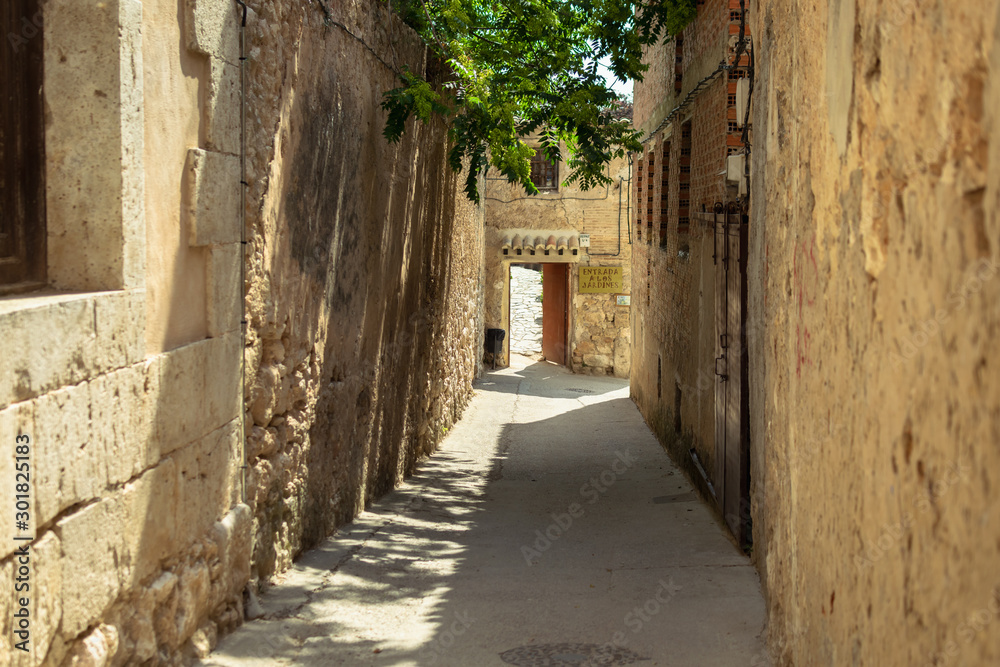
[498,230,581,259]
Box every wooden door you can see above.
[714,220,728,504]
[542,264,568,364]
[715,207,750,546]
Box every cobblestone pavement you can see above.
[201,359,769,667]
[509,265,542,357]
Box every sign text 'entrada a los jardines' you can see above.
[579,266,623,294]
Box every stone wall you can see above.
[0,0,247,664]
[484,149,632,377]
[0,0,483,665]
[240,0,485,589]
[748,0,1000,664]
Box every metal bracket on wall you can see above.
[715,356,728,382]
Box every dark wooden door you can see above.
[714,208,750,546]
[542,264,568,364]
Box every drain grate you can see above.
[499,643,648,666]
[566,388,595,394]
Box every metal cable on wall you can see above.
[234,0,248,504]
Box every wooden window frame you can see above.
[530,149,559,191]
[1,0,46,293]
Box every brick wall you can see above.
[630,0,748,498]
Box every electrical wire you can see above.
[484,178,613,203]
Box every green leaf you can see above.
[383,0,698,201]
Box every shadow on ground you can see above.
[201,359,767,666]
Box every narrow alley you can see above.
[201,358,766,666]
[2,0,997,664]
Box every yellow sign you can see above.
[579,266,623,293]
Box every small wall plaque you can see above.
[578,234,591,247]
[617,294,631,306]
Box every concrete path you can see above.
[509,266,542,357]
[201,357,769,666]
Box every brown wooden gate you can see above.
[714,203,750,546]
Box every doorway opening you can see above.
[507,263,569,366]
[509,264,543,359]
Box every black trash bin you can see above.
[485,328,506,370]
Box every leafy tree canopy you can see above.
[381,0,697,202]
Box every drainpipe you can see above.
[625,154,633,244]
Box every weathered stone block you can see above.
[206,60,241,155]
[156,336,239,454]
[33,382,105,529]
[205,333,242,427]
[0,291,147,409]
[0,402,34,561]
[174,421,241,548]
[0,530,62,667]
[184,0,240,65]
[583,354,612,368]
[184,148,241,246]
[93,289,146,371]
[175,560,211,641]
[207,244,241,337]
[90,360,159,488]
[209,504,252,608]
[121,459,178,586]
[250,364,280,427]
[0,295,96,409]
[44,0,145,291]
[152,570,180,650]
[29,531,62,667]
[58,498,124,638]
[62,624,119,667]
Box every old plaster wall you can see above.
[240,0,485,586]
[749,0,1000,664]
[484,152,632,376]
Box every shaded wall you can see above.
[631,219,717,486]
[630,0,742,498]
[241,0,485,584]
[748,0,1000,663]
[0,0,484,665]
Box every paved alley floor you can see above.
[201,357,768,666]
[509,266,542,357]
